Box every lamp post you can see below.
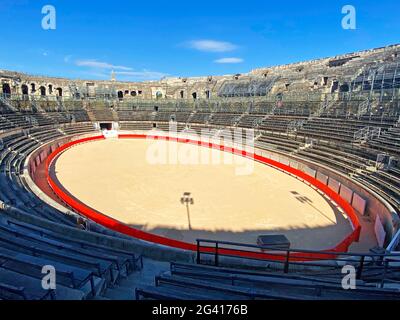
[180,192,194,230]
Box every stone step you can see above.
[118,275,156,289]
[93,295,111,300]
[103,286,134,300]
[91,277,108,298]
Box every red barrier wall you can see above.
[45,133,362,261]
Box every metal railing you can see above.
[287,119,306,134]
[1,93,400,125]
[387,228,400,252]
[2,92,399,113]
[357,99,371,118]
[196,239,400,284]
[354,126,382,143]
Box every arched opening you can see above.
[48,84,53,95]
[2,83,11,97]
[275,93,283,109]
[56,88,63,97]
[130,91,137,97]
[192,92,197,100]
[124,90,129,95]
[205,90,211,99]
[331,81,339,93]
[340,83,350,93]
[31,83,36,93]
[39,86,46,96]
[117,91,124,99]
[21,84,29,95]
[180,90,184,99]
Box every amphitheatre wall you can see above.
[1,44,398,102]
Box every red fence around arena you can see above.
[45,133,362,262]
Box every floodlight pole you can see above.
[181,192,194,230]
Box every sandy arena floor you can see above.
[53,138,353,250]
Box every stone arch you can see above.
[56,87,63,97]
[331,80,339,93]
[179,90,184,99]
[130,91,137,97]
[31,83,36,93]
[192,92,197,100]
[117,91,124,99]
[48,84,53,95]
[21,84,29,95]
[39,86,46,96]
[2,83,11,96]
[340,83,350,92]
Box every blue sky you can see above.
[0,0,399,81]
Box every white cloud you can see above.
[187,40,238,52]
[79,71,109,79]
[73,58,166,81]
[214,57,244,64]
[31,48,51,57]
[75,59,133,71]
[64,55,72,63]
[115,70,168,81]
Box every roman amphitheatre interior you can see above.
[0,43,400,301]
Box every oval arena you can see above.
[0,44,400,300]
[49,135,353,250]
